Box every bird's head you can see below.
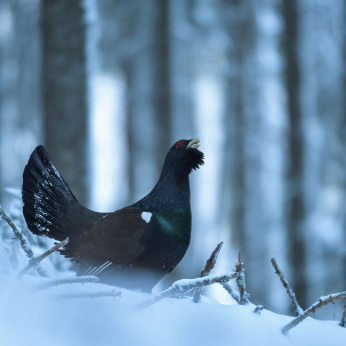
[164,138,204,175]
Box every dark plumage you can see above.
[22,139,204,291]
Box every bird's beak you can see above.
[187,138,200,149]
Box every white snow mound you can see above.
[0,274,345,346]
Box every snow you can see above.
[0,273,345,346]
[0,237,11,270]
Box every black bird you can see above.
[22,139,204,291]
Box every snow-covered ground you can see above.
[0,273,345,346]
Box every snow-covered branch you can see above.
[340,300,346,328]
[222,282,241,302]
[32,276,99,292]
[282,291,346,334]
[271,258,303,316]
[17,238,69,279]
[0,205,49,278]
[222,251,249,305]
[140,272,237,308]
[235,251,249,305]
[55,290,121,300]
[193,241,223,303]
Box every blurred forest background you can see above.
[0,0,346,320]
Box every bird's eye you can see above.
[176,140,184,149]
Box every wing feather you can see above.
[75,207,154,274]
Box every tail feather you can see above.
[22,145,105,259]
[22,146,78,241]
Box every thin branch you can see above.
[54,290,121,300]
[139,272,237,309]
[17,238,69,279]
[235,251,244,297]
[254,305,265,314]
[0,206,34,258]
[220,251,249,304]
[36,237,69,263]
[282,291,346,334]
[271,258,303,316]
[193,242,223,303]
[0,205,49,278]
[32,276,99,292]
[222,282,241,302]
[340,300,346,328]
[234,250,249,305]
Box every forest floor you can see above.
[0,273,345,346]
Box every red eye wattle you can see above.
[176,140,184,149]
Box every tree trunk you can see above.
[152,0,172,163]
[0,0,42,207]
[41,0,88,206]
[221,0,287,309]
[122,0,172,203]
[283,0,307,310]
[295,0,346,318]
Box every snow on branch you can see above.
[222,250,249,305]
[340,300,346,328]
[140,272,237,308]
[271,258,303,316]
[0,205,49,278]
[55,289,121,300]
[222,282,241,302]
[235,250,249,305]
[32,276,99,292]
[282,291,346,334]
[193,241,223,303]
[17,238,69,279]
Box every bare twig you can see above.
[32,276,99,292]
[193,242,223,303]
[235,251,244,298]
[254,305,265,314]
[220,251,249,304]
[17,238,69,279]
[340,300,346,328]
[54,290,121,300]
[234,251,249,305]
[282,291,346,334]
[0,205,48,278]
[271,258,303,316]
[0,206,34,258]
[140,272,237,309]
[35,237,69,263]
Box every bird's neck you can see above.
[137,168,191,212]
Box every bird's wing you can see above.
[75,207,155,275]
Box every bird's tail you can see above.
[22,145,79,241]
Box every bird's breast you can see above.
[153,210,191,238]
[135,210,192,273]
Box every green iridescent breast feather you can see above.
[153,209,191,238]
